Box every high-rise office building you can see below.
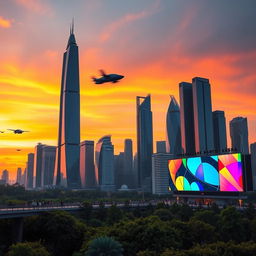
[192,77,214,153]
[152,153,172,195]
[166,96,182,155]
[114,152,124,189]
[34,143,44,188]
[16,168,22,184]
[133,153,138,189]
[80,140,96,189]
[26,153,34,189]
[251,143,256,190]
[95,136,115,191]
[124,139,133,188]
[179,82,195,154]
[156,141,166,153]
[54,24,81,189]
[136,95,153,193]
[42,146,56,187]
[1,169,9,184]
[213,110,227,152]
[21,168,27,187]
[230,117,249,154]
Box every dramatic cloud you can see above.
[0,0,255,179]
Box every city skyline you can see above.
[0,0,256,179]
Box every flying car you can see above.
[8,129,30,134]
[92,70,124,84]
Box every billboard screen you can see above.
[168,153,243,192]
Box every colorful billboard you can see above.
[168,153,243,192]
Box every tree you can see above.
[24,211,86,256]
[6,242,50,256]
[153,208,173,221]
[85,237,123,256]
[219,207,246,242]
[191,210,219,227]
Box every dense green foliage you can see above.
[1,185,256,256]
[6,242,50,256]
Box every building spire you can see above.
[67,18,76,49]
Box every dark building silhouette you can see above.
[136,95,153,193]
[166,96,182,155]
[179,82,195,154]
[124,139,133,188]
[26,153,34,189]
[16,167,22,184]
[251,143,256,190]
[156,141,166,153]
[230,117,249,154]
[42,146,56,187]
[114,152,124,189]
[54,25,81,189]
[80,140,96,189]
[192,77,214,153]
[34,143,44,188]
[213,110,227,152]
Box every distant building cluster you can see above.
[1,29,255,195]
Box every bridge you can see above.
[0,202,152,219]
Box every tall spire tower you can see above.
[54,23,81,188]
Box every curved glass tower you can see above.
[95,135,115,191]
[54,25,81,189]
[166,96,182,155]
[136,95,153,193]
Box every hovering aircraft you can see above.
[16,149,22,151]
[92,70,124,84]
[0,131,4,133]
[8,129,30,134]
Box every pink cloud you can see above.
[100,0,161,42]
[15,0,52,15]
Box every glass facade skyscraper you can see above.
[192,77,214,153]
[95,136,115,191]
[80,140,96,189]
[213,110,227,152]
[230,117,249,154]
[136,95,153,193]
[54,26,81,189]
[166,96,182,155]
[179,82,195,154]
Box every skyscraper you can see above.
[95,136,115,191]
[41,146,56,187]
[16,168,22,184]
[136,95,153,193]
[179,82,195,154]
[156,141,166,153]
[80,140,96,189]
[34,143,44,188]
[124,139,133,188]
[1,169,9,184]
[250,143,256,190]
[114,152,124,189]
[192,77,214,153]
[54,24,81,189]
[152,153,172,195]
[213,110,227,152]
[230,117,249,154]
[26,153,34,189]
[166,96,182,155]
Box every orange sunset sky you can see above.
[0,0,255,180]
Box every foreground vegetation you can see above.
[1,200,256,256]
